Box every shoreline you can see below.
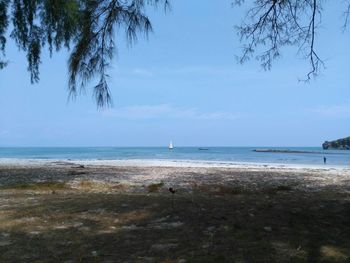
[0,157,349,171]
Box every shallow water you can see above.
[0,147,349,167]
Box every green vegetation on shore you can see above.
[322,137,350,150]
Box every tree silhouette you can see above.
[0,0,349,106]
[234,0,335,81]
[0,0,169,107]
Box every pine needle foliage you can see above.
[1,1,349,106]
[0,0,169,107]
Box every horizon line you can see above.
[0,145,323,148]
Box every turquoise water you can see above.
[0,147,350,167]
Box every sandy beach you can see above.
[0,160,350,262]
[1,159,350,189]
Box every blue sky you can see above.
[1,1,350,147]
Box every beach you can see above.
[0,159,349,262]
[1,0,349,262]
[1,158,350,187]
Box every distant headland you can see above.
[322,137,350,150]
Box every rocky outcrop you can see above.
[322,137,350,150]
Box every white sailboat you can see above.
[168,141,174,150]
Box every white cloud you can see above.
[125,66,257,78]
[311,103,350,118]
[120,65,296,84]
[101,104,239,120]
[131,66,238,77]
[131,68,154,77]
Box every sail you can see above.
[169,141,174,149]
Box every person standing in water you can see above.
[323,157,327,164]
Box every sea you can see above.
[0,147,350,168]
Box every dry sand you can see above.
[0,160,349,262]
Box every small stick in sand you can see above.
[169,187,176,209]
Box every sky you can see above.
[1,1,350,147]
